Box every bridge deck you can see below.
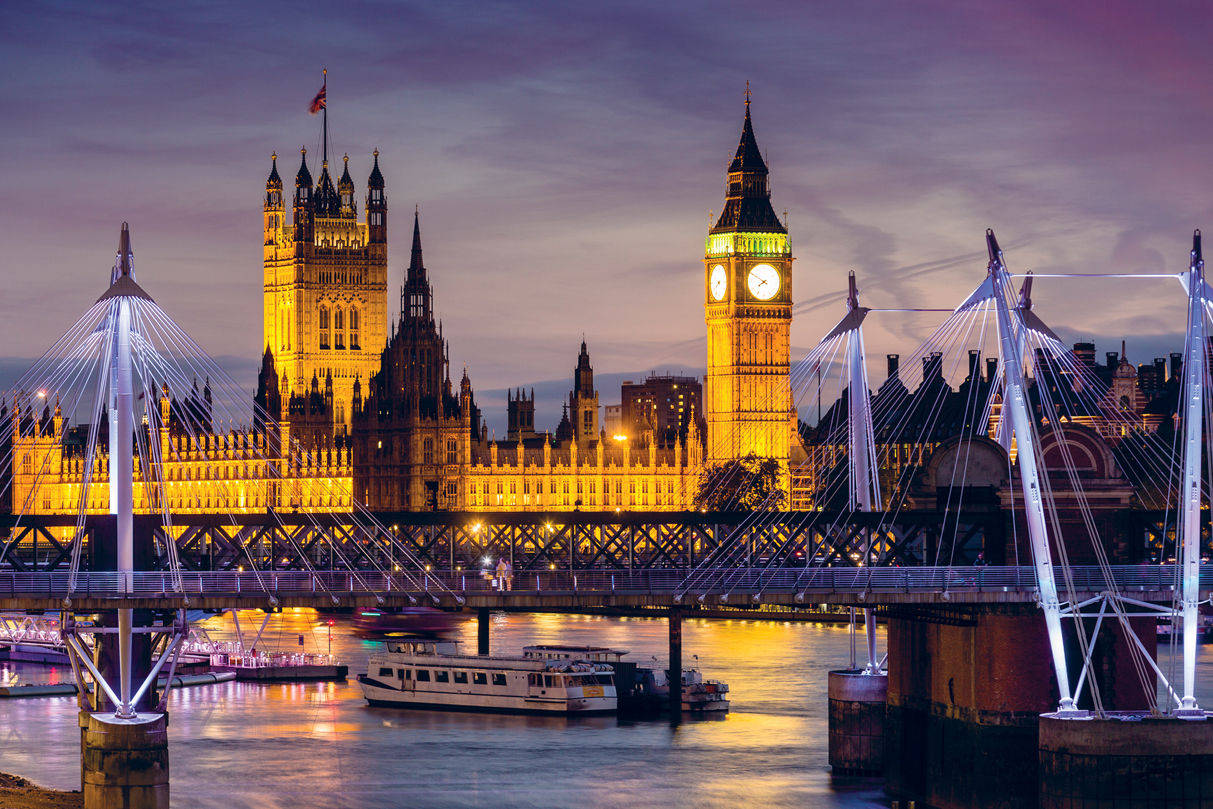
[0,566,1193,611]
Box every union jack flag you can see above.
[308,82,326,115]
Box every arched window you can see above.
[1119,395,1131,411]
[349,308,360,349]
[423,437,434,465]
[334,308,345,349]
[335,399,345,423]
[446,438,457,464]
[319,307,330,349]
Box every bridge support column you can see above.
[828,670,887,776]
[81,712,169,809]
[668,606,682,723]
[477,608,489,655]
[886,606,1056,809]
[1039,714,1213,807]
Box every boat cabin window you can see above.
[454,672,468,684]
[435,671,449,683]
[403,670,412,680]
[544,675,555,688]
[416,670,431,682]
[492,673,507,686]
[378,667,393,677]
[473,672,487,685]
[398,669,407,678]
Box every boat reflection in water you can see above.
[351,608,461,640]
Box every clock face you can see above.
[710,265,727,301]
[747,264,780,300]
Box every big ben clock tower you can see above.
[704,93,795,465]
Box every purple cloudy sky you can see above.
[1,1,1211,433]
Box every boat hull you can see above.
[358,676,616,715]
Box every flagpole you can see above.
[322,68,328,165]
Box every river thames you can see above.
[4,610,1212,808]
[0,610,896,808]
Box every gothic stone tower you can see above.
[351,213,481,510]
[263,146,388,434]
[570,340,599,443]
[703,96,795,464]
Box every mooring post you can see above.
[668,605,682,723]
[477,607,490,655]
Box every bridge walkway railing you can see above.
[0,566,1195,601]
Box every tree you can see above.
[693,453,787,512]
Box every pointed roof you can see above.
[711,96,785,235]
[314,160,339,217]
[295,147,312,187]
[729,101,767,173]
[98,222,154,303]
[409,209,424,275]
[368,148,384,188]
[338,153,354,191]
[267,152,281,187]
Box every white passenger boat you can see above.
[357,639,617,715]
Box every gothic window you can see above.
[1119,395,1131,411]
[524,479,531,495]
[423,437,434,465]
[336,399,345,423]
[21,455,30,475]
[582,410,592,431]
[334,308,345,349]
[319,307,330,349]
[349,308,360,349]
[446,439,457,464]
[445,481,457,497]
[562,480,569,494]
[550,480,556,494]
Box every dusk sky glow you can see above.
[3,1,1212,433]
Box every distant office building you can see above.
[620,375,703,447]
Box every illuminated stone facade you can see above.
[263,148,389,433]
[8,389,351,517]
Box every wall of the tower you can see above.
[264,158,388,435]
[703,240,794,464]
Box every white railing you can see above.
[0,566,1194,600]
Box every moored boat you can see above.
[357,639,617,715]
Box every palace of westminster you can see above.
[4,101,1187,519]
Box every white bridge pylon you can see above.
[817,228,1209,716]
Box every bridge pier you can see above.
[81,712,169,809]
[477,608,489,655]
[885,605,1158,809]
[668,606,681,724]
[1039,714,1213,807]
[828,670,887,776]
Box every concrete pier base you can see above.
[82,712,169,809]
[828,670,887,776]
[1039,713,1213,808]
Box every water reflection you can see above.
[0,610,909,808]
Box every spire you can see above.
[295,146,312,188]
[711,88,784,234]
[367,149,387,245]
[294,146,315,243]
[314,159,339,218]
[338,154,356,218]
[265,152,284,213]
[730,84,767,174]
[410,208,424,274]
[368,149,384,188]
